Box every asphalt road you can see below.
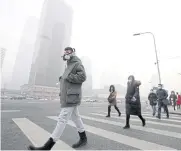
[1,99,181,150]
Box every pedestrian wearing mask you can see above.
[124,75,146,129]
[28,47,87,150]
[156,84,169,119]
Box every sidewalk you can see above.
[168,106,181,115]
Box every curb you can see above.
[169,112,181,115]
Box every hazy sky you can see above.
[1,0,181,95]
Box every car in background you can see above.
[10,95,26,100]
[85,99,98,102]
[1,96,8,99]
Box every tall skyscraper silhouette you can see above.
[10,17,39,90]
[29,0,73,87]
[1,47,7,69]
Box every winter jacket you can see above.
[148,92,157,106]
[177,95,181,105]
[169,94,177,105]
[156,89,168,100]
[108,91,117,106]
[125,80,141,115]
[60,56,86,108]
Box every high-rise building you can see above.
[10,17,39,90]
[0,47,7,68]
[28,0,73,87]
[81,56,93,96]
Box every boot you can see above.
[114,106,121,117]
[166,113,169,119]
[156,115,161,119]
[118,112,121,117]
[106,106,111,117]
[142,119,146,127]
[28,137,55,150]
[123,125,130,129]
[123,114,130,129]
[72,131,87,148]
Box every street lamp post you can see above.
[133,32,162,85]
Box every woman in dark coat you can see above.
[106,85,121,117]
[169,91,177,110]
[123,75,146,129]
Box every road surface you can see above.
[1,99,181,150]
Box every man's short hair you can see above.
[158,84,163,87]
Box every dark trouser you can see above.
[107,105,121,116]
[158,100,169,118]
[126,114,144,126]
[152,105,156,116]
[173,104,176,110]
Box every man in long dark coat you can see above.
[123,75,146,129]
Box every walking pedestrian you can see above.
[106,85,121,117]
[148,89,157,116]
[123,75,146,129]
[176,92,181,109]
[156,84,169,119]
[169,91,177,111]
[28,47,87,150]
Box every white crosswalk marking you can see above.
[143,112,181,117]
[117,111,181,118]
[48,116,176,150]
[12,118,74,150]
[104,112,181,123]
[93,113,181,128]
[80,114,181,139]
[1,110,20,112]
[141,113,181,120]
[28,102,47,104]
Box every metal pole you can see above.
[150,33,162,85]
[133,32,162,85]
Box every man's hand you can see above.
[131,97,136,102]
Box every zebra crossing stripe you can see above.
[1,110,20,112]
[12,118,74,150]
[47,116,176,150]
[143,112,181,117]
[140,113,181,120]
[28,102,47,104]
[103,112,181,123]
[81,114,181,139]
[114,111,181,118]
[94,113,181,128]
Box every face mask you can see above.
[128,79,132,83]
[63,54,71,61]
